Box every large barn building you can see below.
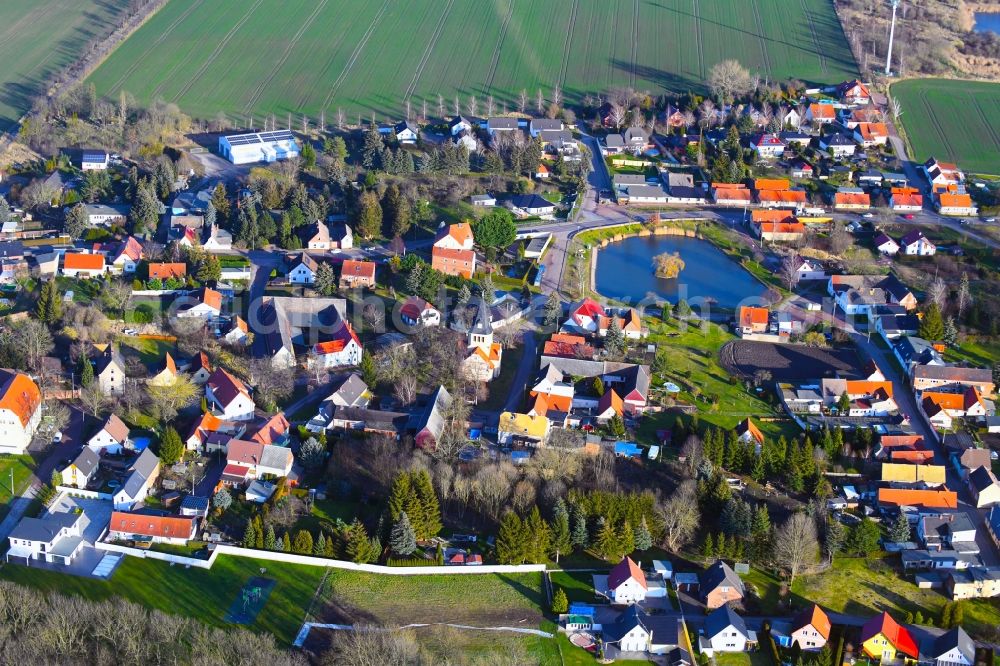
[218,130,301,165]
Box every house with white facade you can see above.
[111,449,160,510]
[7,511,88,564]
[0,369,41,455]
[205,368,255,421]
[607,556,648,604]
[287,252,318,285]
[309,322,363,369]
[60,447,100,489]
[108,511,196,545]
[87,413,131,454]
[699,606,753,657]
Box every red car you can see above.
[903,214,915,220]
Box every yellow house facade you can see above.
[880,463,946,485]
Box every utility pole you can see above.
[885,0,900,76]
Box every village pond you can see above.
[594,235,766,310]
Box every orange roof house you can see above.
[737,306,769,333]
[597,389,624,418]
[543,333,595,359]
[109,511,196,543]
[736,418,764,446]
[148,262,187,280]
[434,222,474,250]
[790,604,832,649]
[854,122,889,144]
[752,209,796,223]
[339,259,376,288]
[754,178,792,191]
[62,253,105,274]
[431,246,476,278]
[937,192,976,214]
[834,192,871,209]
[860,612,918,660]
[712,183,753,204]
[757,190,807,205]
[877,488,958,509]
[0,369,41,430]
[806,103,836,122]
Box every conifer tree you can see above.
[889,512,911,543]
[387,471,411,522]
[254,516,264,549]
[595,518,620,562]
[619,520,635,558]
[79,353,94,388]
[324,533,336,557]
[550,498,573,562]
[36,279,62,323]
[347,520,374,563]
[282,532,291,552]
[634,516,653,552]
[263,524,276,550]
[551,587,568,614]
[314,531,327,555]
[403,487,426,543]
[702,532,715,559]
[293,529,313,554]
[716,532,728,558]
[571,509,588,548]
[939,603,952,629]
[390,511,417,556]
[525,506,551,564]
[242,522,257,549]
[412,469,442,539]
[496,511,526,564]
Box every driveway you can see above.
[846,318,1000,567]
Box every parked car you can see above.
[902,214,914,220]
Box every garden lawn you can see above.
[715,652,773,666]
[892,78,1000,175]
[86,0,855,123]
[479,340,526,411]
[791,556,1000,639]
[635,318,786,443]
[0,554,327,644]
[944,338,1000,368]
[550,570,599,604]
[120,335,176,365]
[0,455,35,520]
[320,570,545,627]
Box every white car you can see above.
[123,328,138,336]
[52,431,62,443]
[861,213,875,219]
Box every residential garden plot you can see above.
[0,554,327,644]
[892,78,1000,175]
[86,0,856,122]
[319,570,545,627]
[224,576,276,624]
[720,340,864,383]
[0,0,130,129]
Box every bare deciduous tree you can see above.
[394,374,417,406]
[657,481,701,552]
[928,276,948,310]
[773,512,819,583]
[708,59,754,103]
[780,254,800,291]
[518,89,528,113]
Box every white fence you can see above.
[95,540,214,569]
[132,289,186,296]
[55,486,113,501]
[92,541,547,576]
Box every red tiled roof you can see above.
[738,306,769,327]
[148,262,187,279]
[110,511,195,540]
[877,488,957,509]
[63,253,105,270]
[608,556,647,590]
[341,259,375,280]
[792,604,832,640]
[861,612,918,658]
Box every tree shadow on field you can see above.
[610,60,700,95]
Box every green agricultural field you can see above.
[0,0,131,129]
[86,0,857,123]
[892,78,1000,175]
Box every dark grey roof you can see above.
[932,627,975,664]
[969,465,998,493]
[130,448,159,480]
[530,118,563,131]
[487,117,520,130]
[701,559,745,596]
[623,127,650,143]
[449,115,472,129]
[0,242,25,258]
[394,120,418,135]
[470,296,493,336]
[508,194,553,210]
[822,133,855,146]
[118,470,147,500]
[70,447,100,477]
[330,373,369,406]
[332,406,409,433]
[259,445,292,471]
[893,336,942,367]
[704,605,748,640]
[9,513,80,543]
[602,606,680,645]
[605,134,625,148]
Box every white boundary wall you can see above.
[95,541,547,576]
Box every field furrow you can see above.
[323,0,392,113]
[243,0,328,113]
[484,0,515,93]
[171,0,264,103]
[557,0,579,89]
[404,0,456,101]
[106,0,206,97]
[82,0,858,124]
